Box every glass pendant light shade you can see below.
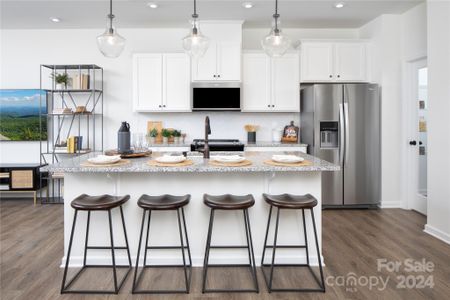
[261,0,291,57]
[97,0,125,58]
[183,0,209,58]
[261,28,291,57]
[182,20,210,58]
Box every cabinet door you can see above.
[163,54,191,111]
[192,42,217,81]
[217,42,241,81]
[272,53,300,112]
[133,54,163,111]
[300,43,334,82]
[242,53,271,111]
[334,43,367,81]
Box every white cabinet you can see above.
[192,42,241,81]
[300,41,368,82]
[192,22,242,81]
[245,146,307,153]
[133,53,191,112]
[242,52,300,112]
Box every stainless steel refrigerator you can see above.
[300,84,381,208]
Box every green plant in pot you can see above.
[51,73,69,90]
[148,128,158,144]
[173,130,181,144]
[161,128,172,144]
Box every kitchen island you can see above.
[42,151,338,268]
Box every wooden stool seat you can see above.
[203,194,255,210]
[262,193,318,209]
[71,194,130,210]
[137,194,190,210]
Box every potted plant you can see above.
[148,128,158,144]
[173,130,181,144]
[51,73,69,90]
[161,128,172,144]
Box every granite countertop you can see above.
[147,141,307,147]
[41,151,339,173]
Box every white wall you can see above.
[359,15,403,207]
[425,0,450,244]
[0,27,357,164]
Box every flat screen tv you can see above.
[0,89,47,141]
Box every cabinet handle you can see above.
[163,105,166,108]
[267,105,270,108]
[272,105,275,108]
[337,75,341,78]
[158,105,162,108]
[213,75,217,78]
[329,75,333,78]
[218,74,221,78]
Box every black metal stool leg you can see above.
[181,207,192,268]
[83,211,90,266]
[132,209,147,293]
[176,208,190,293]
[310,208,326,292]
[107,209,119,294]
[243,209,259,292]
[302,208,310,266]
[261,205,273,267]
[61,209,78,293]
[119,206,132,267]
[202,209,215,293]
[268,207,281,292]
[143,210,152,267]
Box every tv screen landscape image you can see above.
[0,89,47,141]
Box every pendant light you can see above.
[182,0,210,58]
[261,0,291,57]
[97,0,126,58]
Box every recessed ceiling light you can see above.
[242,2,253,9]
[147,2,158,9]
[49,17,61,23]
[334,2,345,9]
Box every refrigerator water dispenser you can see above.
[320,121,339,148]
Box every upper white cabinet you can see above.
[300,41,368,82]
[133,53,191,112]
[192,22,242,81]
[242,52,300,112]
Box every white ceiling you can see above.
[1,0,423,29]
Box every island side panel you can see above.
[63,171,322,267]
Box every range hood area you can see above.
[191,82,241,111]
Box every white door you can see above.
[163,54,191,111]
[300,42,334,82]
[192,42,217,81]
[133,54,163,111]
[217,42,241,81]
[242,53,271,111]
[271,53,300,112]
[334,43,367,81]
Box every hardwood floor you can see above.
[1,199,449,299]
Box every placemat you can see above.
[209,159,253,167]
[80,159,131,167]
[263,159,313,167]
[147,159,194,167]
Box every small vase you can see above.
[174,137,180,144]
[149,137,156,144]
[56,83,65,90]
[163,137,169,144]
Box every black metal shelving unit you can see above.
[39,64,103,204]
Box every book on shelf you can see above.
[72,74,90,90]
[66,136,83,153]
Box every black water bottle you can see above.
[118,122,131,153]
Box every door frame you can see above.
[401,57,427,211]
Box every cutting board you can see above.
[147,121,163,143]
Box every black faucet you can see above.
[203,116,211,159]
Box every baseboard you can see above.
[380,201,402,208]
[424,224,450,245]
[61,254,325,268]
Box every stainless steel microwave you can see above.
[192,82,241,111]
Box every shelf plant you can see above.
[51,73,69,89]
[148,128,158,144]
[173,130,181,144]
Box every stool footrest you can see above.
[86,246,128,250]
[142,264,192,268]
[146,246,189,250]
[209,245,249,249]
[206,263,252,268]
[264,245,307,249]
[261,264,325,292]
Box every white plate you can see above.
[155,155,186,164]
[212,155,246,163]
[272,155,304,164]
[88,155,121,165]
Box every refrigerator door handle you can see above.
[339,103,345,165]
[344,102,350,166]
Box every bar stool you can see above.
[61,194,132,294]
[261,193,325,293]
[202,194,259,293]
[132,194,192,294]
